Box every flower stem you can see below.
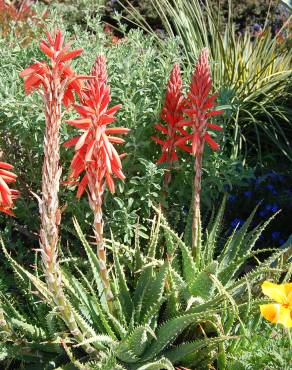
[93,200,114,310]
[288,328,292,350]
[192,150,203,266]
[39,79,94,353]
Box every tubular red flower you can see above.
[181,48,224,258]
[64,55,128,305]
[65,55,128,197]
[181,48,224,156]
[19,29,84,107]
[152,63,187,165]
[0,161,19,216]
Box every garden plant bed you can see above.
[0,1,291,369]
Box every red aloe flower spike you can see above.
[19,29,84,107]
[151,63,187,185]
[0,161,19,216]
[64,55,129,307]
[20,30,94,353]
[182,48,224,259]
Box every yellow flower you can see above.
[260,281,292,328]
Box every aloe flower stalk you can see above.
[152,63,189,186]
[0,161,19,216]
[20,30,94,353]
[65,55,129,306]
[176,49,224,259]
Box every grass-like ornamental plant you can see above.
[65,55,129,306]
[0,161,19,216]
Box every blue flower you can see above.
[259,210,267,218]
[266,184,274,191]
[271,231,281,240]
[279,239,285,246]
[266,184,277,195]
[267,171,278,179]
[230,218,244,228]
[253,23,262,32]
[244,191,252,198]
[264,204,279,213]
[271,204,279,213]
[255,177,263,185]
[228,195,236,203]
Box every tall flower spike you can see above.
[19,29,84,107]
[65,55,129,306]
[0,161,19,216]
[178,48,224,259]
[151,63,188,185]
[20,30,94,353]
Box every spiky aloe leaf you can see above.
[112,237,134,324]
[135,357,174,370]
[73,218,106,308]
[0,343,56,364]
[106,311,128,339]
[163,227,178,257]
[1,241,53,304]
[164,336,235,364]
[7,318,46,341]
[218,206,258,266]
[141,311,216,361]
[164,265,181,318]
[147,211,161,259]
[0,293,26,322]
[229,246,290,295]
[133,265,152,323]
[189,261,218,299]
[140,262,169,323]
[114,326,156,363]
[204,196,226,265]
[134,221,144,273]
[74,334,117,349]
[218,212,279,285]
[160,222,197,284]
[61,268,116,339]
